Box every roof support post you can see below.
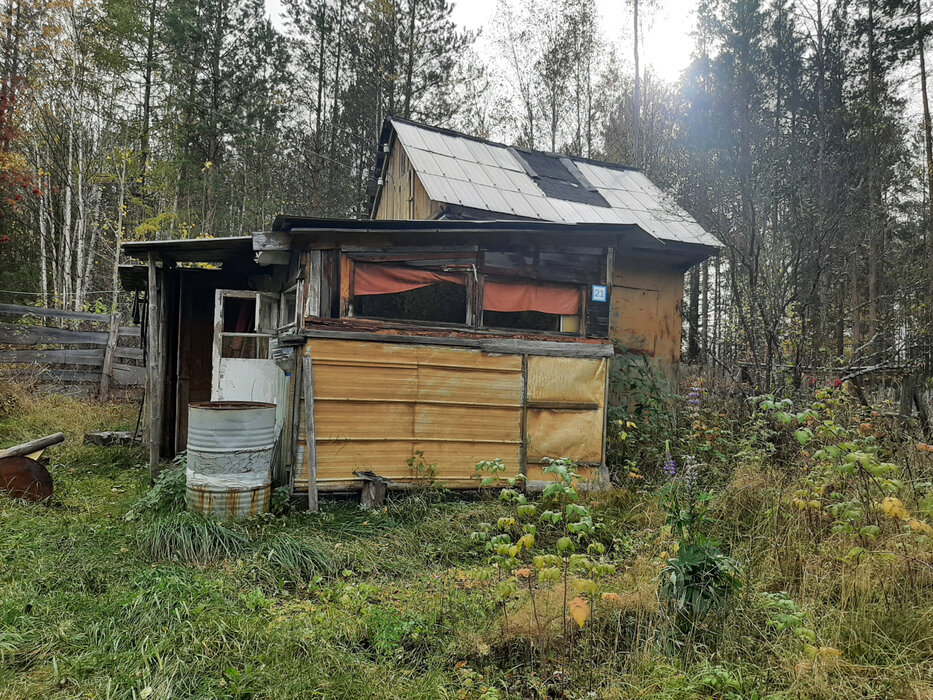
[147,253,165,482]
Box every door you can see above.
[212,290,286,420]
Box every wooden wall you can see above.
[373,141,442,220]
[610,255,685,365]
[293,338,607,492]
[0,303,144,396]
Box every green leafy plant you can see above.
[125,454,187,521]
[470,457,617,686]
[607,350,679,483]
[658,470,741,651]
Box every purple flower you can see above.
[663,453,677,479]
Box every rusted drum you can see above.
[186,401,276,519]
[0,456,54,502]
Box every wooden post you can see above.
[287,352,303,494]
[147,253,164,482]
[99,313,120,401]
[302,354,318,512]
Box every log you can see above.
[0,432,65,460]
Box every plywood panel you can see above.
[315,440,415,479]
[610,286,659,355]
[611,257,684,364]
[315,400,415,440]
[417,365,522,406]
[299,337,525,490]
[526,408,604,464]
[312,363,418,402]
[412,442,522,481]
[307,338,420,365]
[414,404,519,442]
[416,344,522,371]
[527,356,606,403]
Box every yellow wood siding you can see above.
[295,339,523,490]
[524,355,607,485]
[293,339,608,492]
[610,256,684,365]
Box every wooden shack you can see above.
[122,118,717,500]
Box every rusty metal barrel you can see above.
[186,401,276,518]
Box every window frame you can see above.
[215,289,278,360]
[340,252,590,338]
[477,275,585,337]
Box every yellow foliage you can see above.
[882,497,909,520]
[569,597,590,628]
[908,518,933,536]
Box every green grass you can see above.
[2,387,932,699]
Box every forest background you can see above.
[2,0,933,391]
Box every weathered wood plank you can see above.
[0,323,109,345]
[113,363,146,386]
[118,326,141,338]
[301,327,615,358]
[302,355,318,512]
[0,303,110,323]
[99,315,120,400]
[0,348,105,366]
[113,346,144,360]
[42,369,102,383]
[148,255,164,480]
[253,231,292,251]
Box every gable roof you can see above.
[370,117,718,248]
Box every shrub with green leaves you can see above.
[658,474,742,645]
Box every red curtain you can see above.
[353,262,465,296]
[484,280,581,315]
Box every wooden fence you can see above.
[0,303,144,398]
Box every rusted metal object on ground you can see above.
[186,401,276,519]
[0,456,54,501]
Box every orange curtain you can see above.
[484,280,581,315]
[353,262,465,296]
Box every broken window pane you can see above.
[223,296,256,333]
[280,289,297,328]
[220,335,269,359]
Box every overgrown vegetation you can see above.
[2,378,932,698]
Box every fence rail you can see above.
[0,303,144,397]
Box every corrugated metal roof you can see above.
[386,117,718,248]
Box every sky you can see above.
[264,0,699,85]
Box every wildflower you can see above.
[663,453,677,479]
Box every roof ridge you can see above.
[386,115,640,175]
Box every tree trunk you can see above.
[632,0,640,167]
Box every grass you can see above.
[1,383,932,698]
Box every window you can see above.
[482,279,582,334]
[350,261,470,325]
[280,284,298,330]
[216,291,278,359]
[344,256,587,335]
